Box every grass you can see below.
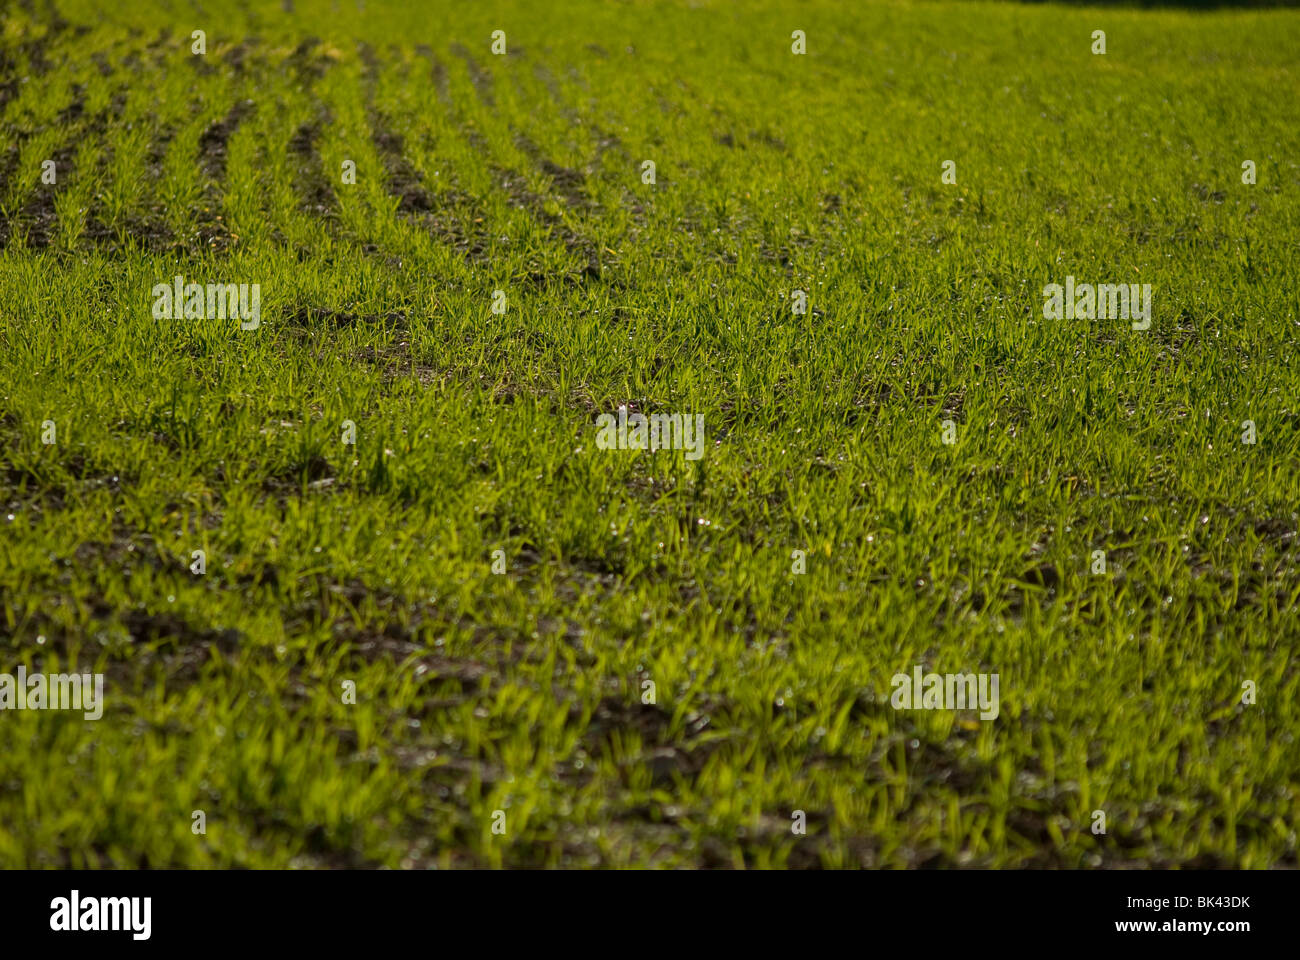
[0,0,1298,869]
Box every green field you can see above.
[1,0,1298,869]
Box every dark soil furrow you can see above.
[82,113,176,254]
[3,85,128,249]
[511,128,592,211]
[191,99,256,253]
[366,106,491,263]
[450,42,495,107]
[414,45,452,106]
[284,36,333,84]
[288,106,336,218]
[198,99,255,182]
